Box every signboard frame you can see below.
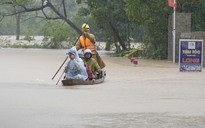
[179,39,203,72]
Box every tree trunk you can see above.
[127,23,130,49]
[109,22,127,51]
[16,13,21,40]
[47,1,81,34]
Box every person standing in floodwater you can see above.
[75,23,106,69]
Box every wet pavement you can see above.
[0,48,205,128]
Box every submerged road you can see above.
[0,48,205,128]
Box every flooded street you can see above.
[0,48,205,128]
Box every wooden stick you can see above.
[56,71,65,85]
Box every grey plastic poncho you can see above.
[65,47,88,80]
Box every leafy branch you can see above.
[0,0,81,34]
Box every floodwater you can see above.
[0,48,205,128]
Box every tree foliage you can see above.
[0,0,81,34]
[176,0,205,31]
[77,0,138,51]
[2,0,205,58]
[126,0,205,59]
[0,0,82,48]
[126,0,170,59]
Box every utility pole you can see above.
[173,0,176,63]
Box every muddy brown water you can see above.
[0,48,205,128]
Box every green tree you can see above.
[77,0,133,51]
[126,0,205,59]
[0,0,84,48]
[0,16,16,35]
[0,0,81,35]
[43,20,78,48]
[176,0,205,31]
[126,0,170,59]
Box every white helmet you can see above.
[84,49,92,59]
[84,49,92,55]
